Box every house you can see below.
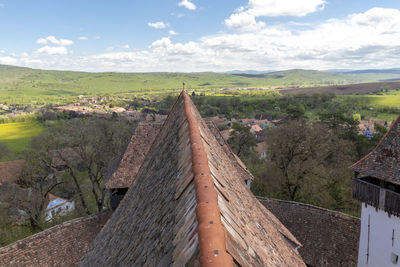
[0,211,111,267]
[255,142,268,159]
[254,114,274,121]
[362,129,373,138]
[0,91,363,267]
[80,91,304,266]
[0,159,24,186]
[250,124,262,134]
[351,114,400,267]
[45,193,75,221]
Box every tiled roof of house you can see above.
[105,122,163,189]
[0,159,24,185]
[0,211,111,267]
[258,197,360,267]
[79,91,305,266]
[350,114,400,184]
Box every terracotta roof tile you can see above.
[0,211,111,267]
[79,91,305,266]
[258,197,360,267]
[350,114,400,184]
[0,159,24,185]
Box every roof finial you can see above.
[182,82,185,92]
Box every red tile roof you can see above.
[0,211,111,267]
[0,159,24,185]
[79,91,305,266]
[350,114,400,184]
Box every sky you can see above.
[1,0,400,72]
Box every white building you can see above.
[351,114,400,267]
[45,193,75,221]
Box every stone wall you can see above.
[0,210,111,267]
[257,197,360,267]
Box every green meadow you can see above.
[0,121,44,160]
[2,64,400,106]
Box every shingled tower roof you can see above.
[350,114,400,184]
[79,91,305,266]
[105,122,163,189]
[106,121,253,191]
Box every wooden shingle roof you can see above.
[105,122,163,189]
[79,91,305,266]
[350,114,400,184]
[105,119,253,190]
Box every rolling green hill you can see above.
[1,64,400,106]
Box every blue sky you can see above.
[1,0,400,72]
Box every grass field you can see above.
[0,121,44,160]
[2,64,400,106]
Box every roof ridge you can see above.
[349,113,400,170]
[182,91,233,267]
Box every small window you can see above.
[391,252,398,264]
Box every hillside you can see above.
[1,64,400,106]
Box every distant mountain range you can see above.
[224,68,400,75]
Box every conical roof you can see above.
[79,91,305,266]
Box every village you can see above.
[0,90,398,266]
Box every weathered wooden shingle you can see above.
[350,114,400,184]
[105,122,163,189]
[79,91,305,266]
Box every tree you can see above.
[228,123,256,159]
[43,118,134,213]
[0,143,11,160]
[14,146,63,230]
[16,117,135,221]
[260,120,356,211]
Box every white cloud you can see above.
[225,0,325,31]
[149,37,172,49]
[224,12,266,31]
[36,36,74,46]
[178,0,196,10]
[35,46,68,55]
[0,56,17,65]
[246,0,325,17]
[106,44,131,51]
[0,50,5,54]
[148,21,169,29]
[6,7,400,72]
[169,30,178,36]
[171,13,185,18]
[79,36,88,40]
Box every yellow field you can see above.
[0,121,44,159]
[366,95,400,107]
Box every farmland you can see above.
[0,122,44,161]
[2,64,400,107]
